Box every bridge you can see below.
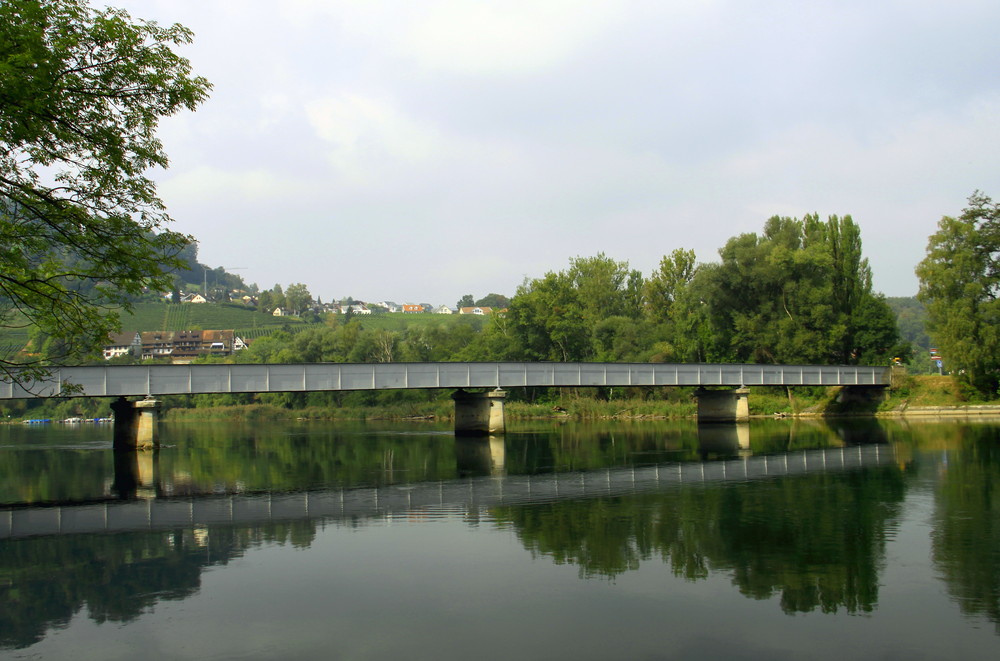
[2,361,891,443]
[0,443,895,540]
[1,361,889,398]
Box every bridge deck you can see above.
[1,362,890,399]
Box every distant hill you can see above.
[885,296,929,349]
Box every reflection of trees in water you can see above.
[0,520,316,650]
[1,418,879,506]
[494,466,906,615]
[0,447,112,504]
[931,426,1000,633]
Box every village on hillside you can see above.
[101,293,500,364]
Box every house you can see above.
[459,306,492,315]
[103,330,242,363]
[402,304,425,314]
[272,307,285,316]
[339,304,371,315]
[435,305,454,314]
[103,331,142,359]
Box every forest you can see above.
[227,213,903,367]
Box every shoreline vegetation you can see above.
[4,375,998,425]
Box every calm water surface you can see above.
[1,417,999,660]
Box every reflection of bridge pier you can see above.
[455,437,506,476]
[111,448,160,499]
[697,423,751,457]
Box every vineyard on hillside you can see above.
[116,303,304,336]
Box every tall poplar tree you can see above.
[699,214,896,365]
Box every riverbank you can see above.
[158,377,999,423]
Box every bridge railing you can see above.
[1,362,891,400]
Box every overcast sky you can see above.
[114,0,1000,305]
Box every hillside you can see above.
[0,302,305,355]
[885,296,929,349]
[116,302,303,339]
[0,303,493,357]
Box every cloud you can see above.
[109,0,1000,303]
[400,0,622,75]
[160,166,311,203]
[305,94,442,185]
[275,0,626,75]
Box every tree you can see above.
[475,293,510,309]
[568,253,643,323]
[643,248,710,362]
[505,254,644,362]
[916,192,1000,397]
[457,294,474,309]
[0,0,211,382]
[699,214,896,365]
[269,284,286,311]
[257,290,274,312]
[284,283,312,315]
[645,248,697,322]
[507,270,590,361]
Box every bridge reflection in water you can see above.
[1,441,893,540]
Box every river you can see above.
[1,417,998,660]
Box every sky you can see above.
[113,0,1000,306]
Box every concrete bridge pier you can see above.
[111,396,160,450]
[694,387,750,422]
[452,389,506,435]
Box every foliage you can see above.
[475,292,510,309]
[886,296,930,349]
[916,192,1000,398]
[643,248,710,362]
[697,214,898,365]
[503,253,645,362]
[0,0,211,382]
[283,282,312,315]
